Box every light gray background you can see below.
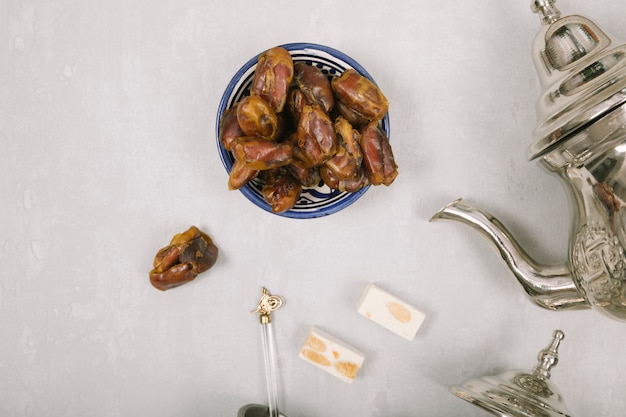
[2,0,625,416]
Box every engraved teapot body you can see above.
[547,105,626,320]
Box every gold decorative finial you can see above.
[253,287,284,324]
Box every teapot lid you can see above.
[450,330,573,417]
[528,0,626,159]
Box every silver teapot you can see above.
[432,0,626,322]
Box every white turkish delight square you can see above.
[357,283,425,341]
[298,326,365,384]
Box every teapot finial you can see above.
[531,0,561,25]
[533,329,564,378]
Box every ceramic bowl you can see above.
[215,42,390,219]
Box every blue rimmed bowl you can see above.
[215,43,391,219]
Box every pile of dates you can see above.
[219,46,398,213]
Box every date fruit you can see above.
[219,107,243,151]
[251,46,294,113]
[360,121,398,186]
[294,62,334,114]
[334,116,363,168]
[228,159,259,190]
[262,168,302,213]
[287,87,310,124]
[287,159,321,187]
[150,226,218,291]
[237,95,279,139]
[332,69,389,122]
[231,136,293,170]
[334,100,369,130]
[320,164,369,193]
[296,104,338,167]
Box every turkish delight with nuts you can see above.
[357,283,425,340]
[298,326,365,384]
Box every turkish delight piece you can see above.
[298,326,365,384]
[357,283,425,341]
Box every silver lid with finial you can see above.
[528,0,626,159]
[450,330,572,417]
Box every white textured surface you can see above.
[2,0,626,416]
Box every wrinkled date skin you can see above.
[294,62,334,114]
[219,107,243,151]
[360,121,398,186]
[282,133,321,187]
[332,69,389,122]
[320,164,369,193]
[237,95,279,139]
[334,101,369,129]
[231,136,293,170]
[287,159,321,187]
[251,46,294,113]
[334,117,362,166]
[150,226,218,291]
[296,104,338,167]
[228,159,259,190]
[261,168,302,213]
[319,117,363,187]
[324,146,362,183]
[287,87,310,124]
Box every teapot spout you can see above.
[430,199,589,311]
